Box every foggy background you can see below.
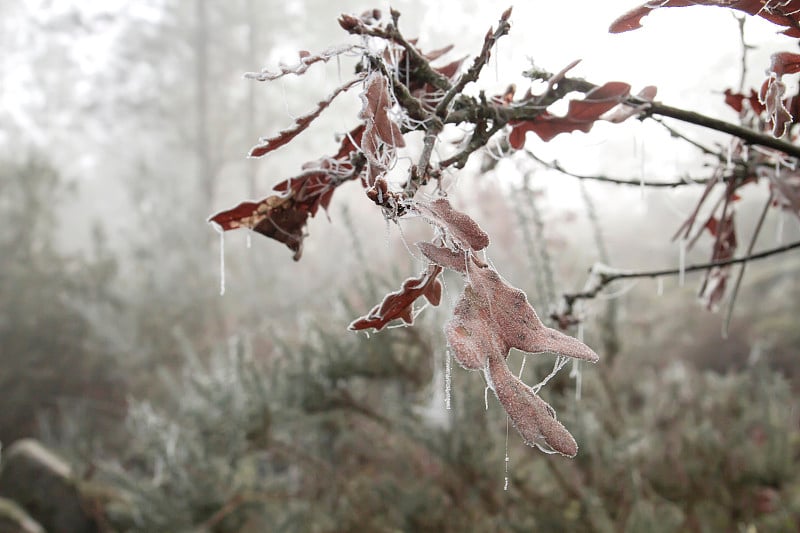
[1,1,799,531]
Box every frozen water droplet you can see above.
[678,238,687,287]
[504,416,511,490]
[570,360,582,401]
[517,354,526,379]
[445,349,452,410]
[484,385,490,411]
[215,226,226,296]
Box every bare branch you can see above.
[555,240,800,323]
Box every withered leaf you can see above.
[349,265,443,331]
[209,194,309,260]
[249,77,363,158]
[610,1,800,38]
[446,264,600,366]
[359,72,406,148]
[416,198,490,251]
[487,350,578,457]
[509,82,631,146]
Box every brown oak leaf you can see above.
[415,198,490,251]
[610,1,800,38]
[509,82,631,146]
[486,350,579,456]
[349,265,443,331]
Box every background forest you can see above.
[1,1,799,532]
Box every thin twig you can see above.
[526,150,716,188]
[556,240,800,320]
[722,193,771,337]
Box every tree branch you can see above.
[554,240,800,323]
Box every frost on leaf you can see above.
[349,265,443,331]
[602,85,657,123]
[699,211,737,310]
[210,124,367,260]
[509,82,632,146]
[416,198,490,251]
[249,77,363,158]
[446,264,600,366]
[487,350,578,457]
[358,72,406,186]
[444,263,598,456]
[610,1,800,37]
[760,76,794,138]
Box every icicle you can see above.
[639,139,646,200]
[336,54,342,84]
[777,209,785,244]
[246,230,252,249]
[570,360,582,401]
[517,355,527,379]
[678,238,686,287]
[503,417,510,491]
[484,385,490,411]
[216,226,226,296]
[657,277,664,296]
[445,349,452,410]
[577,323,585,343]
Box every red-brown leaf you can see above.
[487,351,579,456]
[510,82,631,145]
[249,77,363,158]
[209,195,309,260]
[610,1,800,37]
[416,198,490,251]
[349,265,443,331]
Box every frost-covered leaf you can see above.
[416,241,470,273]
[446,264,600,365]
[769,51,800,77]
[602,85,657,123]
[415,198,490,251]
[760,77,794,138]
[244,45,356,81]
[249,77,363,158]
[349,265,443,331]
[699,211,737,310]
[359,72,405,148]
[487,350,578,457]
[723,88,766,116]
[610,1,800,37]
[509,82,631,145]
[209,195,309,260]
[210,122,367,259]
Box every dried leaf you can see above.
[417,241,470,273]
[249,77,363,158]
[487,351,579,456]
[209,195,309,260]
[359,72,406,148]
[510,82,631,145]
[770,51,800,77]
[602,85,657,123]
[610,1,800,37]
[446,265,600,364]
[349,265,443,331]
[760,77,793,138]
[416,198,490,251]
